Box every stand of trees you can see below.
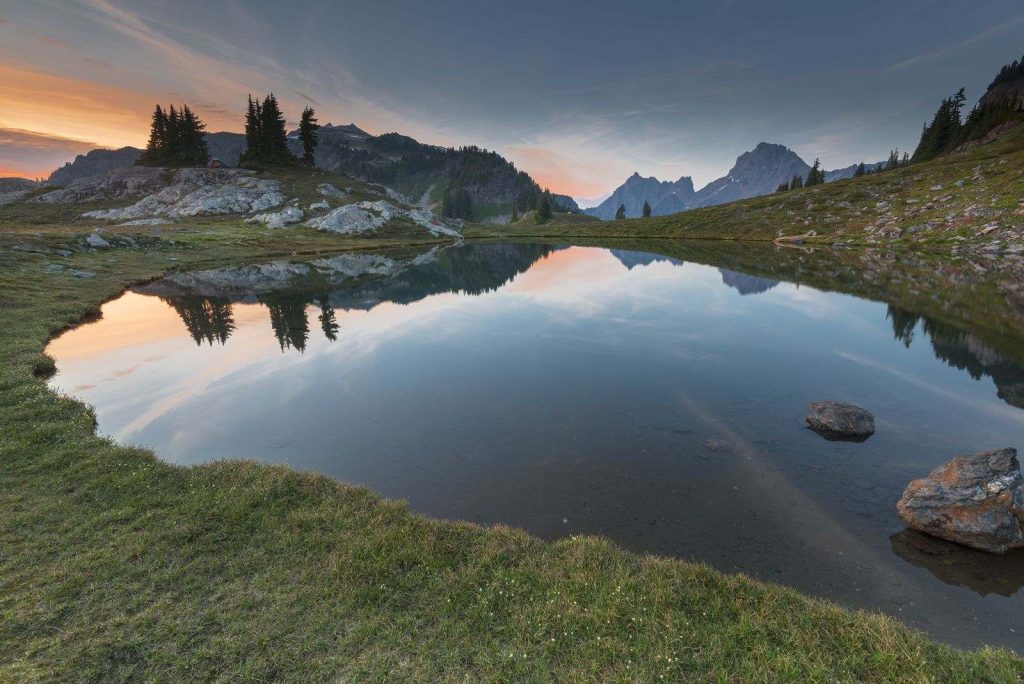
[137,104,209,167]
[911,54,1024,164]
[240,94,295,168]
[615,204,626,220]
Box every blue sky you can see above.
[1,0,1021,201]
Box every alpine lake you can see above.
[45,240,1024,651]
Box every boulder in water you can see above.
[897,447,1024,553]
[805,401,875,441]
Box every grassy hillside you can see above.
[470,124,1024,255]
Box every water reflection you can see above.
[161,296,235,346]
[142,243,558,353]
[891,529,1024,597]
[888,305,1024,409]
[148,246,1024,414]
[47,242,1024,651]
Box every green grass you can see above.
[468,126,1024,251]
[2,169,1023,681]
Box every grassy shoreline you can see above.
[2,224,1023,680]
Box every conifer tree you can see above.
[178,105,209,166]
[299,106,319,165]
[776,181,790,193]
[804,158,825,186]
[244,95,262,157]
[138,105,168,166]
[260,94,290,163]
[790,174,803,190]
[642,200,652,217]
[853,162,866,177]
[537,191,553,223]
[615,204,626,220]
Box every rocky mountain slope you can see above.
[0,178,39,206]
[47,132,248,186]
[43,123,566,224]
[586,143,883,219]
[587,174,695,220]
[30,166,462,239]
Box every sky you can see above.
[1,0,1022,203]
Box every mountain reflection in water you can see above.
[143,244,1024,412]
[47,242,1024,652]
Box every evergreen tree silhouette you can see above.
[642,200,652,217]
[805,158,824,186]
[299,106,319,165]
[614,204,626,220]
[261,293,310,352]
[536,191,553,222]
[137,103,208,167]
[317,295,339,342]
[163,296,235,345]
[241,93,295,167]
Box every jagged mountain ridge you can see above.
[586,143,884,219]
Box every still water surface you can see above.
[47,243,1024,650]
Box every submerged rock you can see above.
[897,447,1024,553]
[702,438,733,452]
[805,401,875,441]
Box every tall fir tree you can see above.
[178,105,209,166]
[805,158,825,186]
[537,191,553,223]
[642,200,652,217]
[138,105,168,166]
[853,162,866,177]
[299,106,319,165]
[614,204,626,220]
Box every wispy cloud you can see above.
[887,15,1024,71]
